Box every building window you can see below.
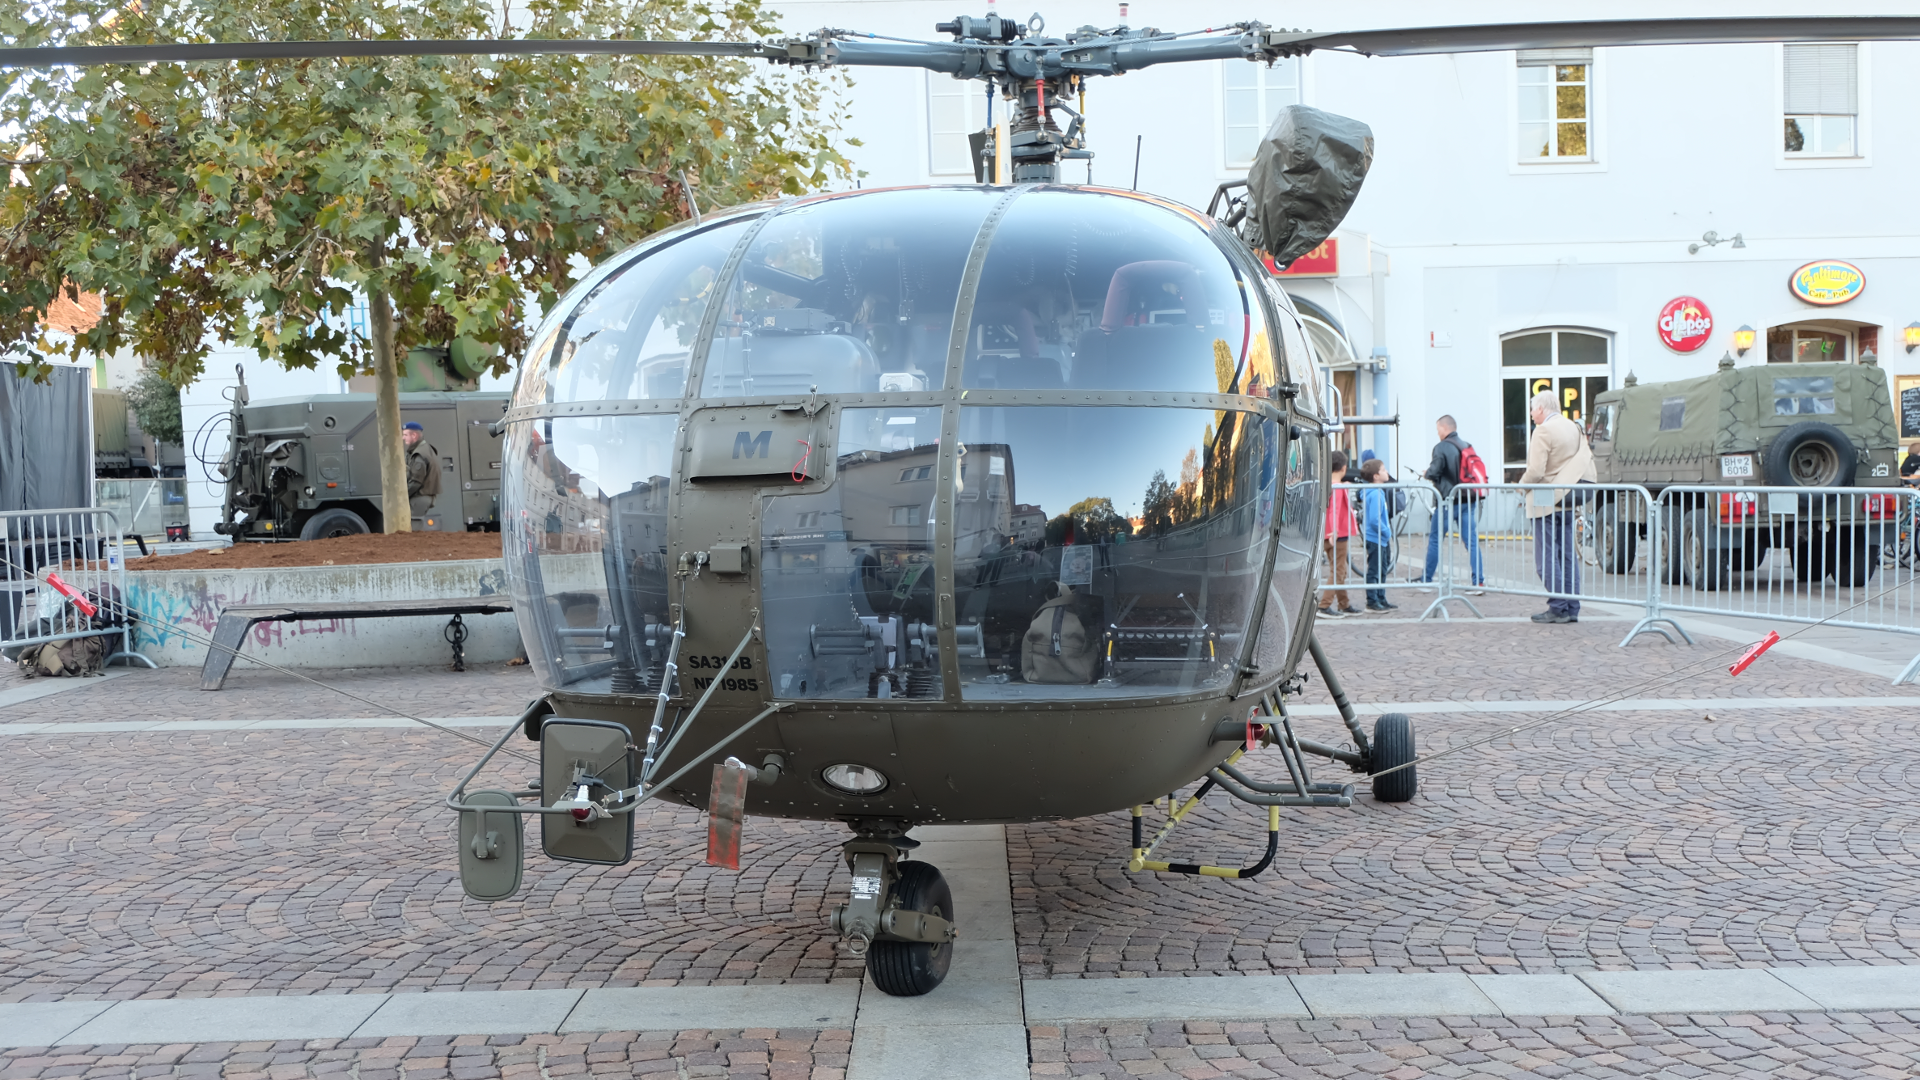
[1766,326,1850,363]
[1223,58,1301,167]
[1517,49,1590,161]
[1784,44,1857,156]
[1499,328,1611,473]
[890,505,924,527]
[928,74,987,175]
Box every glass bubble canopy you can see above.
[502,186,1323,704]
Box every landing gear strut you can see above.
[828,821,958,996]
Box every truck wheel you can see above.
[1681,509,1731,591]
[1831,526,1875,586]
[1765,422,1857,488]
[1660,507,1687,584]
[1595,501,1636,574]
[299,508,370,541]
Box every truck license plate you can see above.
[1720,454,1754,478]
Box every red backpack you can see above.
[1455,442,1490,501]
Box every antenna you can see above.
[678,169,701,225]
[1131,135,1142,190]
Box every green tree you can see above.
[2,0,851,530]
[124,366,184,446]
[1140,469,1174,536]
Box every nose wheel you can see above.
[829,831,959,997]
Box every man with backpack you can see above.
[1420,415,1486,591]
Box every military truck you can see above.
[214,368,509,541]
[1586,354,1900,589]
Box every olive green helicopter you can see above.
[10,11,1920,997]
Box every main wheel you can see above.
[300,507,370,540]
[1831,525,1876,586]
[866,861,954,997]
[1369,713,1417,803]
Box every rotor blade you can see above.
[1279,16,1920,57]
[0,38,773,68]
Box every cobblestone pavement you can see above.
[0,1029,850,1079]
[1012,601,1920,979]
[1029,1014,1920,1079]
[0,667,866,999]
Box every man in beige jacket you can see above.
[1517,390,1597,624]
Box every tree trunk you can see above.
[368,285,411,533]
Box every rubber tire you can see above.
[1681,509,1730,592]
[1595,500,1636,574]
[1831,526,1876,586]
[1369,713,1417,803]
[1765,421,1858,489]
[299,507,370,541]
[866,862,954,997]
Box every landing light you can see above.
[823,764,888,795]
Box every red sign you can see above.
[1261,238,1339,277]
[1657,296,1713,352]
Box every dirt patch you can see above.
[129,531,504,572]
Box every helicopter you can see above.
[10,12,1920,998]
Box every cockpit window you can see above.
[960,191,1265,395]
[517,218,751,409]
[701,188,998,398]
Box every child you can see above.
[1319,452,1359,618]
[1361,458,1396,612]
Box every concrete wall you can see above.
[125,558,523,669]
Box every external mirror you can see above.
[540,718,637,865]
[457,789,524,901]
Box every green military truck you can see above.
[215,373,509,541]
[1586,355,1900,589]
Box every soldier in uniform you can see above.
[403,421,441,526]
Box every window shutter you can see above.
[1784,43,1857,115]
[1516,47,1592,67]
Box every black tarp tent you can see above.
[0,364,93,513]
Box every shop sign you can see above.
[1789,260,1864,306]
[1262,238,1339,277]
[1657,296,1713,352]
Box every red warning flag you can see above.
[1728,631,1780,677]
[706,760,751,869]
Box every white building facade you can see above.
[776,0,1920,477]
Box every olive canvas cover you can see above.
[1245,105,1374,268]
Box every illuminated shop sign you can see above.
[1657,296,1713,352]
[1789,261,1864,306]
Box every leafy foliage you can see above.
[124,365,183,445]
[0,0,854,385]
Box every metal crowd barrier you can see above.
[1423,482,1686,645]
[0,508,151,669]
[1314,475,1920,683]
[1649,484,1920,680]
[1316,482,1442,611]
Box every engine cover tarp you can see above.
[1246,105,1374,268]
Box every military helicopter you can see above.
[11,12,1920,997]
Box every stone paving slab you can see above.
[845,1021,1028,1080]
[1772,964,1920,1011]
[1467,973,1614,1017]
[354,988,585,1037]
[60,993,388,1045]
[0,1001,111,1048]
[561,984,861,1032]
[1291,973,1498,1018]
[1024,975,1310,1023]
[1579,969,1820,1014]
